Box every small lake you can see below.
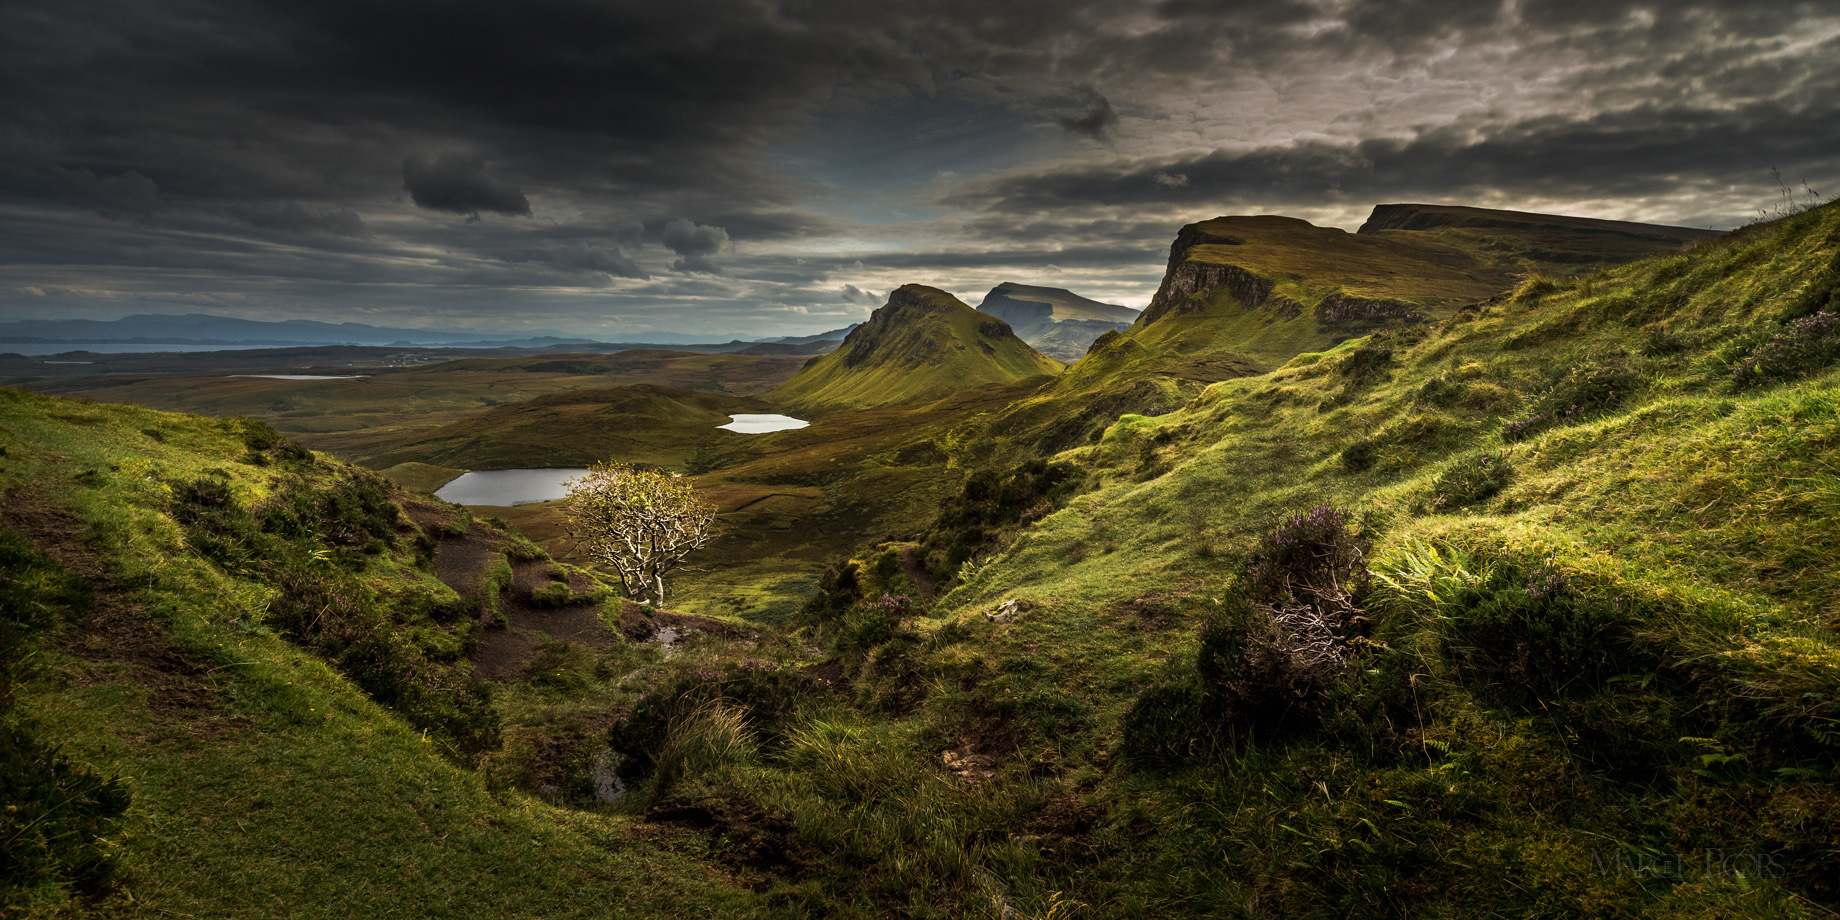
[435,468,590,506]
[719,413,808,434]
[228,374,370,380]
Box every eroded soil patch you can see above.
[2,488,238,736]
[644,801,811,889]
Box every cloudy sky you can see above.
[2,0,1836,339]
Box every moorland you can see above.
[4,200,1839,919]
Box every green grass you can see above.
[708,202,1840,917]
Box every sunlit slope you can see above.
[360,383,769,471]
[881,201,1840,914]
[769,284,1063,413]
[0,387,764,917]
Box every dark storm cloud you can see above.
[958,85,1840,229]
[402,154,531,220]
[661,219,731,275]
[1,0,1836,336]
[1055,86,1120,140]
[516,243,650,280]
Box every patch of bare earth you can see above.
[471,559,617,681]
[2,489,240,739]
[643,801,811,889]
[616,599,752,644]
[426,525,624,681]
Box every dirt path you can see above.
[471,559,616,681]
[2,488,238,738]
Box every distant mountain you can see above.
[767,325,858,345]
[0,313,606,347]
[975,283,1140,362]
[770,284,1062,412]
[736,340,843,357]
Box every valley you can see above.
[5,201,1839,918]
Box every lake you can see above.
[718,413,808,433]
[435,468,590,506]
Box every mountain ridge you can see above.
[769,283,1062,412]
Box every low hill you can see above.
[976,283,1140,361]
[360,383,771,471]
[769,283,1063,412]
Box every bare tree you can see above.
[563,462,714,606]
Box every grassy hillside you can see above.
[0,387,768,917]
[770,284,1063,413]
[743,200,1840,917]
[1137,205,1714,364]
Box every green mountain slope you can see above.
[769,283,1063,413]
[986,204,1729,453]
[778,201,1840,916]
[976,283,1141,362]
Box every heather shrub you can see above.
[1731,311,1840,388]
[918,457,1079,578]
[1439,562,1644,708]
[1243,504,1371,616]
[1145,505,1373,745]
